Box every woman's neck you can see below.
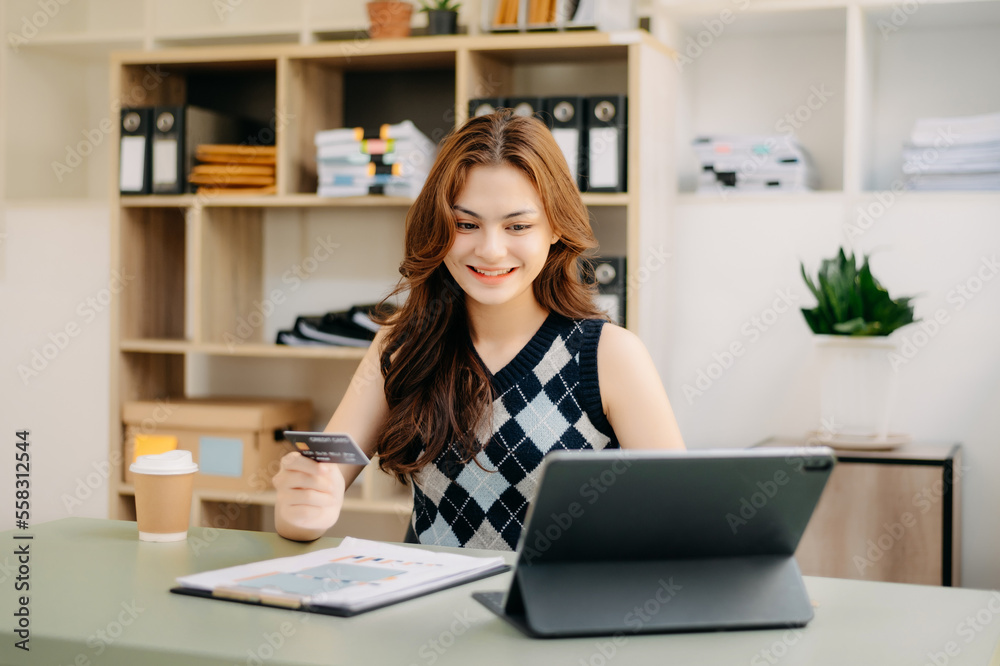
[466,295,549,349]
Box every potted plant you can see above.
[800,247,919,449]
[367,0,414,39]
[419,0,460,35]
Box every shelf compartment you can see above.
[461,45,629,114]
[858,2,1000,192]
[118,352,186,404]
[672,7,847,193]
[120,207,188,340]
[200,207,265,346]
[280,53,456,195]
[115,58,279,197]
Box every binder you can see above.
[151,106,245,194]
[474,447,835,637]
[505,96,546,123]
[119,107,153,195]
[581,255,625,326]
[583,95,627,192]
[544,96,585,189]
[468,97,505,119]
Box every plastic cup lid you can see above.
[129,449,198,475]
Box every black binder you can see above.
[473,447,835,638]
[544,96,585,190]
[583,95,627,192]
[119,107,153,195]
[151,105,245,194]
[505,96,546,123]
[468,97,505,119]
[580,255,625,326]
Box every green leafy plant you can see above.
[800,248,918,336]
[418,0,460,10]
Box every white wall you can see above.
[0,205,113,527]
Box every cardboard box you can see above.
[123,397,312,492]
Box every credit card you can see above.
[282,431,371,465]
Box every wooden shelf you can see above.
[120,339,369,360]
[118,485,412,515]
[121,193,416,208]
[195,343,369,360]
[676,191,847,205]
[112,30,666,65]
[14,32,145,58]
[119,192,627,208]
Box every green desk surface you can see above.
[1,518,999,666]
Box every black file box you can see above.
[583,94,627,192]
[119,107,153,195]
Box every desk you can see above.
[2,518,999,666]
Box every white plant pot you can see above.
[814,335,905,448]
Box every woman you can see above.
[274,110,685,550]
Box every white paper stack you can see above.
[692,134,818,194]
[903,112,1000,191]
[315,120,436,198]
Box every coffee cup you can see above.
[130,449,198,542]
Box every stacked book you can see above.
[903,111,1000,191]
[188,144,277,195]
[315,120,436,199]
[692,135,818,193]
[276,303,395,348]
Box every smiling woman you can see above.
[272,110,685,550]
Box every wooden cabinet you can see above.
[106,31,678,540]
[759,437,962,586]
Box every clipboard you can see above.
[170,536,511,617]
[170,563,509,617]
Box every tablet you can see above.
[473,446,835,637]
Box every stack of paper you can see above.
[315,120,436,198]
[903,111,1000,191]
[692,135,818,194]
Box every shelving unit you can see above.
[105,29,677,540]
[660,0,1000,201]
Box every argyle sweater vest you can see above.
[409,312,620,551]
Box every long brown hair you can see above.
[373,110,607,482]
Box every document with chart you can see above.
[172,537,509,616]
